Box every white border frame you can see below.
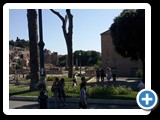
[3,3,151,115]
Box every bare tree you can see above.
[50,9,73,78]
[27,9,39,91]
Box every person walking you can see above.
[100,69,105,82]
[58,78,66,106]
[96,68,100,82]
[51,77,59,108]
[106,67,112,81]
[79,82,87,109]
[81,76,86,91]
[72,74,77,86]
[112,68,117,81]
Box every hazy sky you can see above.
[9,9,123,55]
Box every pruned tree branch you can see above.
[66,9,73,36]
[50,9,65,22]
[50,9,73,78]
[50,9,67,38]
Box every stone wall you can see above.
[101,30,142,77]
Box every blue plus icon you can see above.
[137,89,158,110]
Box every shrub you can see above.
[46,76,55,81]
[25,74,31,80]
[9,78,137,99]
[64,77,73,82]
[88,85,133,99]
[136,69,143,78]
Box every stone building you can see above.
[20,51,30,60]
[44,49,58,66]
[51,52,58,66]
[101,30,142,77]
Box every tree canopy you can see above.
[110,9,145,61]
[110,9,145,83]
[9,37,29,48]
[58,50,101,67]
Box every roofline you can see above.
[100,30,110,35]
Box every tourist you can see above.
[58,78,66,106]
[96,68,100,82]
[72,74,77,86]
[100,69,105,82]
[51,77,59,108]
[106,67,112,81]
[79,82,87,109]
[112,67,117,81]
[81,76,86,91]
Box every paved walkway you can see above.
[9,95,140,109]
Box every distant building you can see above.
[44,49,52,64]
[51,52,58,66]
[44,49,58,66]
[9,46,59,72]
[101,30,142,77]
[19,51,30,59]
[9,46,30,71]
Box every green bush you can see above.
[112,85,132,95]
[87,85,133,99]
[46,76,55,81]
[64,77,73,82]
[9,80,137,100]
[136,69,143,78]
[25,74,31,80]
[15,64,21,69]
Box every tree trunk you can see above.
[66,38,73,78]
[50,9,73,78]
[27,9,39,91]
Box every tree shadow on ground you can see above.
[9,90,33,96]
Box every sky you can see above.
[9,9,123,55]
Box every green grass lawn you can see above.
[9,78,138,100]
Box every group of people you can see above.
[96,67,117,82]
[51,77,66,108]
[51,76,88,109]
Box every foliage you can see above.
[94,60,102,70]
[58,55,67,66]
[46,76,55,81]
[136,69,143,78]
[87,85,136,99]
[26,74,31,80]
[88,85,132,95]
[110,9,145,83]
[64,77,73,82]
[110,9,145,61]
[58,50,101,67]
[9,37,29,48]
[10,82,137,100]
[15,64,21,69]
